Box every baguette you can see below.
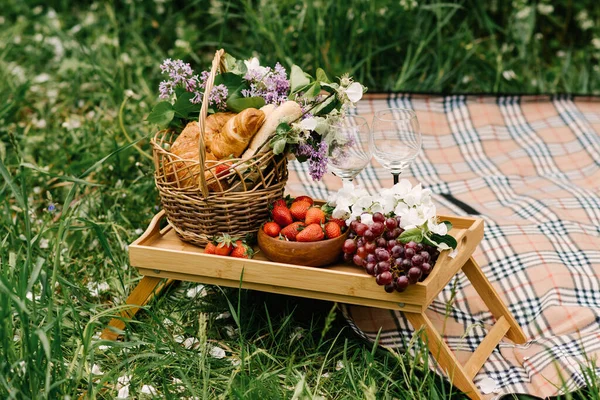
[242,100,303,160]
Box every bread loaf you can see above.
[167,121,229,191]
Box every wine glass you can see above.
[370,108,421,184]
[326,115,371,183]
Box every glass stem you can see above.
[392,173,399,185]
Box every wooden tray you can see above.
[129,210,484,313]
[105,209,527,400]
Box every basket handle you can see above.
[197,49,227,197]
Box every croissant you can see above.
[167,121,229,191]
[207,108,266,159]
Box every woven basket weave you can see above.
[151,49,288,246]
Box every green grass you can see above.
[1,1,599,398]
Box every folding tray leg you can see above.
[101,276,175,340]
[405,312,484,400]
[461,257,527,344]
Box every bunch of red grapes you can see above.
[342,212,440,293]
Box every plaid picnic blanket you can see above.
[285,94,600,399]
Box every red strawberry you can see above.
[305,207,326,225]
[328,218,347,230]
[324,222,342,239]
[280,221,305,241]
[263,222,281,237]
[296,223,325,242]
[272,206,293,227]
[294,195,314,206]
[215,162,231,178]
[204,242,217,254]
[214,234,235,256]
[231,240,254,259]
[290,201,310,221]
[272,199,287,209]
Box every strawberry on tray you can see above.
[257,195,349,267]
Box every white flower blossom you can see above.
[326,180,453,251]
[91,364,103,375]
[244,57,269,77]
[360,213,374,227]
[141,384,157,395]
[209,346,226,359]
[345,82,364,103]
[186,285,207,298]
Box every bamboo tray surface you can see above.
[130,211,484,312]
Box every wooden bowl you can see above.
[257,228,350,267]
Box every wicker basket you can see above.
[151,49,288,246]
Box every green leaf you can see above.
[214,72,247,98]
[430,233,458,249]
[304,82,322,99]
[442,220,453,231]
[312,95,339,116]
[290,65,311,94]
[271,138,287,155]
[398,228,423,244]
[173,91,200,118]
[223,54,247,75]
[226,96,265,113]
[276,122,292,136]
[316,68,330,84]
[146,101,175,127]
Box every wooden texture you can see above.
[463,316,510,380]
[103,209,527,399]
[257,227,349,267]
[127,212,483,312]
[137,267,423,313]
[100,276,173,340]
[405,312,482,400]
[462,257,527,344]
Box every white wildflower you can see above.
[224,325,237,338]
[209,346,226,359]
[186,285,207,298]
[172,378,185,392]
[141,384,157,395]
[335,360,344,370]
[87,282,110,297]
[592,38,600,50]
[34,73,51,83]
[502,70,517,81]
[62,116,82,130]
[216,311,231,320]
[91,364,103,375]
[537,4,553,15]
[39,238,49,249]
[515,6,531,20]
[117,375,131,399]
[182,337,199,349]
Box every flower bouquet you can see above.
[326,180,457,292]
[149,49,366,246]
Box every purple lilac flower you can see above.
[297,141,328,181]
[159,59,197,100]
[48,203,56,213]
[242,62,290,105]
[209,84,228,110]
